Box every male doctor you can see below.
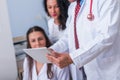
[47,0,120,80]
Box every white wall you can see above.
[0,0,18,80]
[7,0,48,37]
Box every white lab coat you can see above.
[50,0,120,80]
[48,18,65,44]
[23,58,70,80]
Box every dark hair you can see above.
[26,26,53,80]
[44,0,70,30]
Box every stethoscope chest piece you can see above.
[87,13,94,21]
[87,0,94,21]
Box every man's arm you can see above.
[70,0,120,68]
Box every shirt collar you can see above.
[80,0,84,6]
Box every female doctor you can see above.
[44,0,69,44]
[47,0,120,80]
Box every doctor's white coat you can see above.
[50,0,120,80]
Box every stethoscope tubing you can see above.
[79,0,94,21]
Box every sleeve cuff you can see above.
[69,52,83,69]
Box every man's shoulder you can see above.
[68,2,76,9]
[68,2,76,16]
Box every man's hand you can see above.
[46,51,73,68]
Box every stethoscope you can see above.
[87,0,94,21]
[79,0,94,21]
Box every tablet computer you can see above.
[23,47,51,63]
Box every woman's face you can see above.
[47,0,60,20]
[28,31,46,48]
